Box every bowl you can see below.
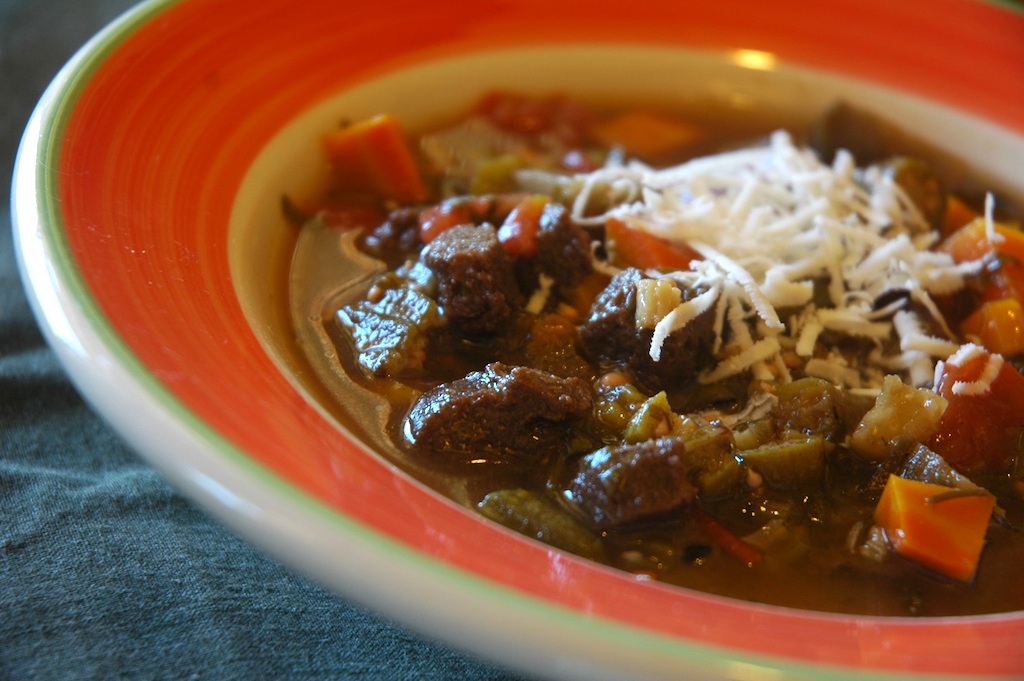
[13,0,1024,678]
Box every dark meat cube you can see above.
[520,202,593,291]
[423,224,523,336]
[405,362,592,465]
[338,284,441,378]
[564,437,695,529]
[362,206,422,263]
[578,268,715,392]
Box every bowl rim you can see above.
[12,0,1024,679]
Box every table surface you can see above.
[0,1,529,678]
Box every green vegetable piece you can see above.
[338,282,441,378]
[732,418,777,451]
[477,488,606,561]
[593,383,647,432]
[471,154,525,194]
[850,374,947,461]
[624,391,674,443]
[740,433,828,489]
[775,377,849,443]
[679,421,742,498]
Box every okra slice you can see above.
[478,488,606,561]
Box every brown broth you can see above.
[287,95,1024,617]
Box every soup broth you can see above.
[287,92,1024,617]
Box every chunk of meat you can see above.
[564,436,694,529]
[423,224,523,336]
[337,284,441,378]
[405,362,592,465]
[362,206,422,264]
[578,268,715,391]
[515,202,594,292]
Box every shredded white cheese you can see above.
[942,342,1004,396]
[525,273,555,314]
[575,131,986,388]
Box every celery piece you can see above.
[740,433,828,489]
[471,154,524,195]
[775,377,848,443]
[624,391,674,443]
[478,488,606,561]
[732,418,777,451]
[593,383,647,433]
[680,421,742,498]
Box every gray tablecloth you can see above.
[0,1,527,678]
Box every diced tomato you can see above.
[939,219,993,263]
[497,195,549,258]
[418,199,474,244]
[983,261,1024,303]
[605,217,702,271]
[477,92,594,146]
[929,346,1024,472]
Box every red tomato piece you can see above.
[605,217,702,271]
[497,195,549,258]
[930,347,1024,472]
[477,92,593,146]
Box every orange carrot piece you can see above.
[993,223,1024,263]
[941,195,979,237]
[938,219,992,263]
[323,114,428,204]
[590,110,702,160]
[939,216,1024,265]
[961,297,1024,356]
[874,474,995,582]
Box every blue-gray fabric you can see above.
[0,1,527,678]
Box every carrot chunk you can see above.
[941,194,979,237]
[323,114,428,204]
[961,297,1024,356]
[939,216,1024,265]
[590,110,702,160]
[874,474,995,582]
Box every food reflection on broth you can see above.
[287,92,1024,616]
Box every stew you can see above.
[289,93,1024,616]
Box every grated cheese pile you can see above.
[572,131,987,390]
